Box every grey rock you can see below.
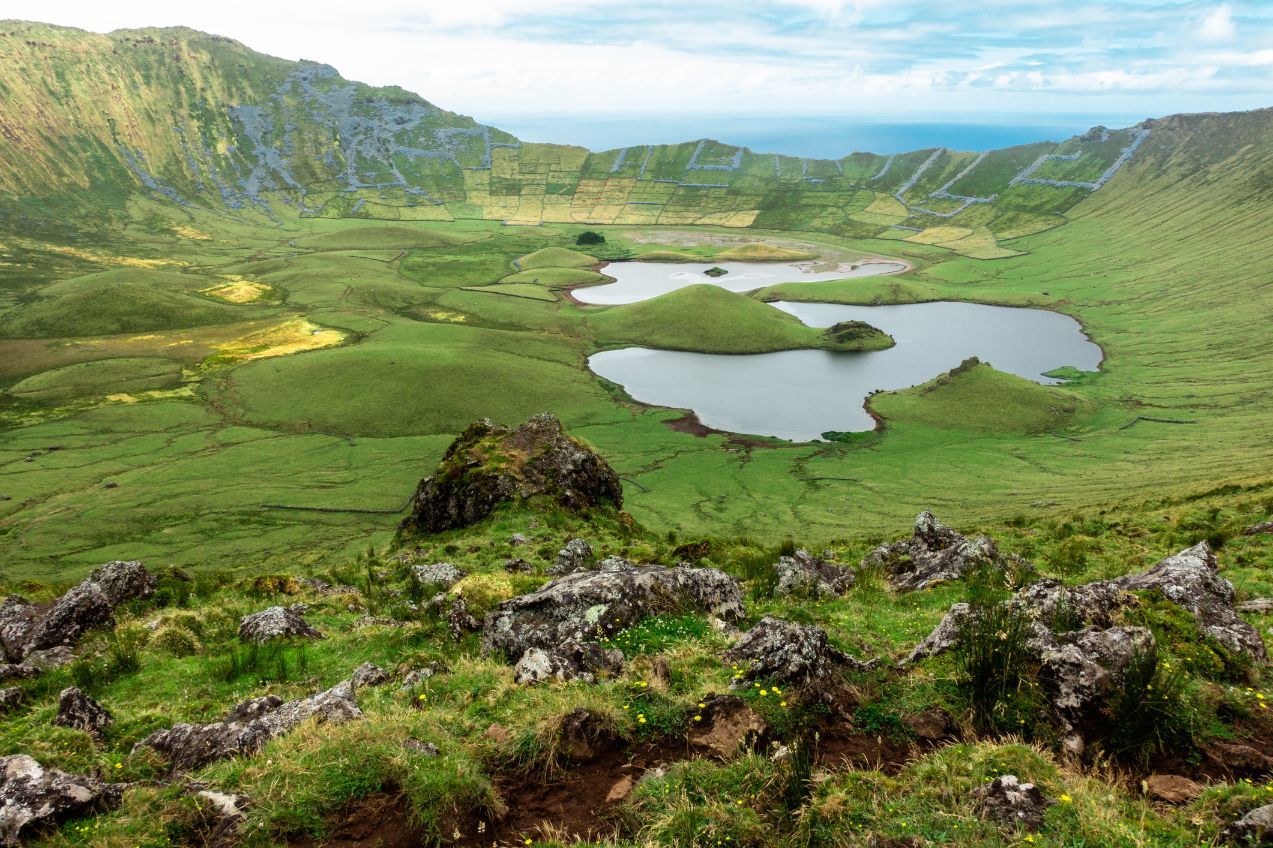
[139,680,362,772]
[351,662,389,688]
[400,664,443,689]
[53,687,112,736]
[973,774,1055,830]
[398,414,623,536]
[483,561,743,664]
[446,597,479,640]
[411,562,466,591]
[725,616,876,695]
[403,739,440,757]
[191,789,248,847]
[0,755,122,846]
[862,511,1011,592]
[503,557,534,573]
[1238,598,1273,614]
[775,549,855,598]
[1221,803,1273,843]
[0,689,23,715]
[512,641,624,685]
[551,538,594,576]
[0,561,155,663]
[509,533,529,546]
[237,605,323,644]
[1243,521,1273,536]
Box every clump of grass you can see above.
[1106,645,1195,765]
[214,640,309,683]
[952,602,1041,734]
[602,614,711,656]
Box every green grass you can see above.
[0,282,258,338]
[2,357,183,404]
[498,266,609,287]
[515,246,598,270]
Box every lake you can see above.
[589,300,1102,441]
[575,260,907,305]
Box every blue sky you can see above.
[19,1,1273,119]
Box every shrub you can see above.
[952,602,1040,733]
[1106,644,1195,765]
[1052,536,1089,577]
[576,230,605,245]
[215,640,309,683]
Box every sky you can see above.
[12,1,1273,122]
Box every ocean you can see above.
[484,114,1148,157]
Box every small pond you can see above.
[574,260,907,305]
[588,300,1102,441]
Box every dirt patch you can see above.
[662,411,790,449]
[462,740,692,847]
[815,722,921,775]
[287,792,421,848]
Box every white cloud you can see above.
[1200,4,1237,42]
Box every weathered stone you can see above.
[1110,542,1266,663]
[688,694,767,759]
[400,663,444,689]
[862,511,1014,593]
[503,557,534,573]
[139,680,362,772]
[411,563,466,591]
[1142,774,1204,804]
[1221,803,1273,844]
[351,662,389,688]
[551,538,594,576]
[483,562,743,667]
[725,616,875,714]
[1204,742,1273,778]
[237,605,323,644]
[511,642,625,685]
[191,789,248,848]
[0,561,155,663]
[446,597,479,640]
[0,755,122,846]
[775,550,855,598]
[398,414,623,537]
[53,687,112,736]
[1243,521,1273,536]
[402,739,439,757]
[972,775,1055,830]
[0,689,23,715]
[1238,598,1273,614]
[509,533,529,547]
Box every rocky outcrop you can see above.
[484,560,743,682]
[775,550,855,598]
[551,539,595,576]
[725,617,875,713]
[0,690,23,716]
[0,755,123,846]
[1110,542,1266,662]
[237,605,323,644]
[398,414,623,537]
[0,561,155,663]
[861,511,1013,592]
[1221,804,1273,844]
[972,775,1055,830]
[53,687,112,737]
[351,662,389,688]
[139,680,362,772]
[512,642,625,685]
[411,563,466,591]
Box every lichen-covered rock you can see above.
[1243,521,1273,536]
[191,789,248,848]
[0,561,155,663]
[1221,803,1273,844]
[861,511,1011,592]
[551,538,594,576]
[775,550,855,598]
[973,775,1055,830]
[53,687,112,736]
[728,613,875,692]
[511,642,624,685]
[1110,542,1266,663]
[351,663,389,688]
[446,597,479,640]
[0,689,23,715]
[398,414,623,537]
[139,680,362,772]
[411,563,466,591]
[237,605,323,644]
[483,562,743,665]
[0,755,123,846]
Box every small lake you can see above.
[575,260,906,305]
[589,300,1103,441]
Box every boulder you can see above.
[483,562,743,673]
[725,617,875,713]
[397,414,623,537]
[411,563,466,591]
[446,597,479,640]
[351,663,389,688]
[972,775,1055,830]
[775,550,855,598]
[0,689,24,715]
[237,605,323,644]
[53,687,113,736]
[861,511,1011,592]
[1243,521,1273,536]
[503,557,534,573]
[139,680,362,772]
[0,561,155,663]
[512,642,625,685]
[551,538,594,576]
[1109,542,1266,662]
[688,694,767,759]
[1222,804,1273,844]
[0,755,123,846]
[1142,774,1204,804]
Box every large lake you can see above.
[589,300,1103,441]
[575,261,906,305]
